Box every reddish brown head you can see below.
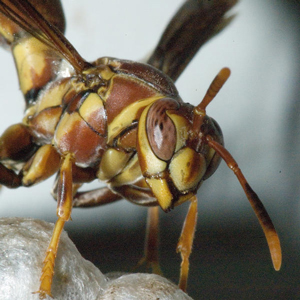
[137,68,230,211]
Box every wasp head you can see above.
[137,68,230,211]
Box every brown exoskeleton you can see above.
[0,0,281,298]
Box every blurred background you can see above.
[0,0,300,299]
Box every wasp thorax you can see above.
[74,65,113,92]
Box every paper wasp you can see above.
[0,0,282,298]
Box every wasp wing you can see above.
[0,0,89,73]
[147,0,238,81]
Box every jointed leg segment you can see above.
[137,206,162,274]
[36,153,74,299]
[177,195,198,292]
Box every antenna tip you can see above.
[219,67,231,80]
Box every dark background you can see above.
[0,1,300,299]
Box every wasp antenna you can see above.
[206,136,282,271]
[195,68,231,115]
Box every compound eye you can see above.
[146,98,178,161]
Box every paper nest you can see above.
[0,217,193,300]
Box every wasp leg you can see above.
[111,182,162,274]
[136,206,162,275]
[36,153,73,299]
[22,144,61,186]
[72,181,158,208]
[0,163,22,188]
[0,144,60,189]
[112,182,158,207]
[72,187,123,207]
[148,0,237,81]
[0,123,39,188]
[0,123,37,162]
[110,182,161,272]
[177,195,198,292]
[75,181,162,272]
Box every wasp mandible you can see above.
[0,0,281,298]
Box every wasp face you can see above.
[137,97,224,211]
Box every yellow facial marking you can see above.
[169,147,206,192]
[146,177,173,211]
